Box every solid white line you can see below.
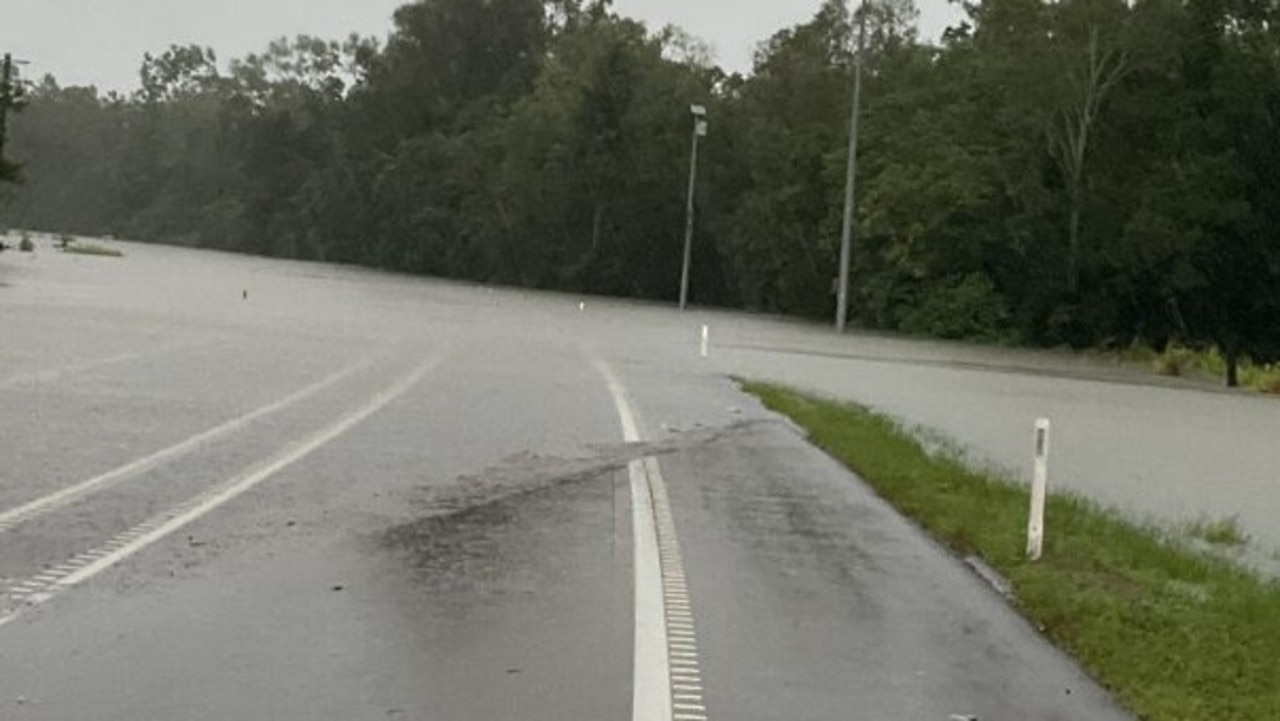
[596,360,672,721]
[596,357,714,721]
[41,358,436,599]
[0,354,377,533]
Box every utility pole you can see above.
[835,0,868,333]
[678,104,708,312]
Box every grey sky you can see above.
[0,0,964,93]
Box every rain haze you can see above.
[1,0,965,91]
[4,0,1274,718]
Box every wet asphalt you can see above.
[0,236,1234,719]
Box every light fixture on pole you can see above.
[678,104,708,312]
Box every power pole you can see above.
[835,0,868,333]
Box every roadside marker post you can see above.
[700,325,709,358]
[1027,418,1051,561]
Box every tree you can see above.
[6,0,1280,368]
[1,53,27,186]
[1045,13,1131,294]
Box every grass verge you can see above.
[1184,515,1250,548]
[741,381,1280,721]
[1136,341,1280,394]
[63,242,124,257]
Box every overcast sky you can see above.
[0,0,964,92]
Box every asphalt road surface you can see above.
[0,235,1227,720]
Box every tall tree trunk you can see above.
[1068,202,1081,294]
[1048,27,1128,296]
[1225,341,1240,388]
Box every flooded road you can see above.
[0,235,1230,719]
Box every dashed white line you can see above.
[0,353,378,534]
[0,357,438,629]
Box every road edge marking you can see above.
[0,355,440,628]
[595,358,709,721]
[0,352,380,533]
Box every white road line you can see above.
[596,358,710,721]
[599,365,672,721]
[0,353,378,534]
[0,357,438,628]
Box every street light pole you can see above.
[835,0,868,333]
[679,104,707,312]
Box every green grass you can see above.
[742,381,1280,721]
[1242,364,1280,395]
[1126,340,1280,394]
[1185,515,1250,547]
[62,242,124,257]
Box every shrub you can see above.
[897,273,1011,342]
[1120,338,1159,364]
[1200,346,1228,377]
[1244,364,1280,394]
[18,235,34,252]
[1153,343,1196,376]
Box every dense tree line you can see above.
[4,0,1280,380]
